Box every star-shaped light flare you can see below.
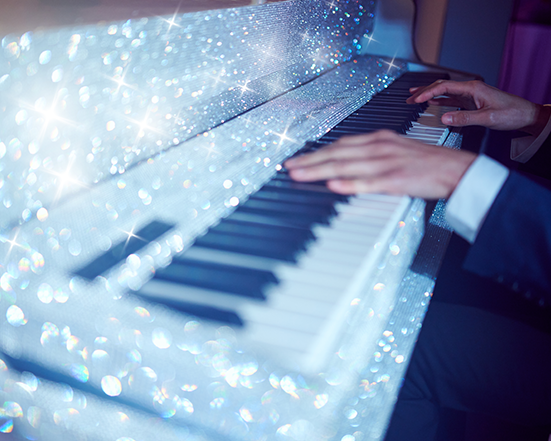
[121,110,170,149]
[105,69,138,95]
[117,225,147,258]
[382,55,399,73]
[1,228,25,261]
[18,89,80,145]
[41,156,90,207]
[239,114,256,127]
[236,79,254,98]
[206,70,227,89]
[273,124,298,151]
[364,33,379,46]
[158,1,183,34]
[311,49,328,68]
[200,140,223,161]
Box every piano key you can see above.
[211,219,315,243]
[146,297,245,326]
[259,179,340,194]
[260,184,349,202]
[343,115,413,128]
[192,230,306,262]
[235,205,331,227]
[334,121,410,133]
[239,306,325,334]
[154,257,275,299]
[172,255,279,283]
[226,209,318,230]
[132,71,451,362]
[352,108,419,118]
[139,279,262,312]
[242,198,336,218]
[250,189,339,206]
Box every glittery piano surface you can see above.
[0,1,437,440]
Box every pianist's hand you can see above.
[284,130,476,199]
[406,80,551,136]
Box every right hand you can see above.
[285,130,476,200]
[406,80,551,136]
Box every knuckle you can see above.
[456,112,470,125]
[471,80,484,92]
[376,129,397,139]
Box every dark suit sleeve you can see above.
[462,171,551,304]
[517,131,551,181]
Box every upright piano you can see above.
[0,1,478,440]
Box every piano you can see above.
[0,1,479,440]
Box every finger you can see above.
[426,97,464,108]
[441,109,489,127]
[327,176,404,196]
[285,144,362,169]
[406,80,475,105]
[285,131,396,169]
[289,156,400,182]
[406,80,447,104]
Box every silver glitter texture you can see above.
[0,0,443,440]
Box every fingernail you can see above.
[409,86,419,92]
[442,114,453,125]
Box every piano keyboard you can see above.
[131,71,452,371]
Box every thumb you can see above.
[442,109,489,127]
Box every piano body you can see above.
[0,1,478,440]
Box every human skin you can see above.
[285,80,550,198]
[406,80,551,135]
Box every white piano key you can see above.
[138,279,255,311]
[266,279,343,303]
[243,323,316,352]
[239,304,326,333]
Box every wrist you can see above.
[522,104,551,136]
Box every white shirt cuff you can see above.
[511,104,551,163]
[445,155,509,243]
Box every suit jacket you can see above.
[463,134,551,304]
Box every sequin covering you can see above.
[0,0,443,439]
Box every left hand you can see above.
[284,130,477,199]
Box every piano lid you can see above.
[0,0,380,230]
[0,1,286,35]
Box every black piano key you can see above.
[343,115,413,126]
[147,298,245,326]
[352,108,419,119]
[193,230,305,262]
[155,257,275,298]
[226,210,317,230]
[262,182,349,202]
[131,71,454,326]
[236,206,330,227]
[251,189,342,206]
[241,198,336,218]
[271,173,329,188]
[361,100,421,110]
[211,219,315,243]
[172,255,279,283]
[333,121,410,133]
[74,220,175,280]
